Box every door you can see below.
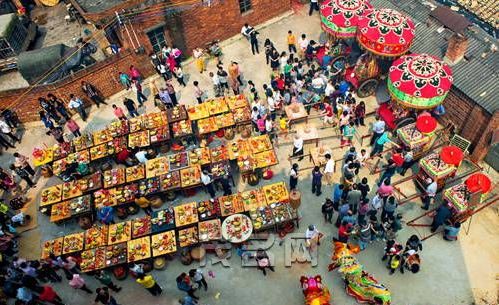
[146,26,166,54]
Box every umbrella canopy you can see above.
[388,54,453,109]
[465,173,492,194]
[415,115,437,134]
[320,0,372,38]
[357,8,415,57]
[440,145,464,166]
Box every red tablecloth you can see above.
[378,103,396,130]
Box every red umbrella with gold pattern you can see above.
[320,0,372,38]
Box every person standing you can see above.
[112,104,127,120]
[399,147,414,176]
[193,81,204,104]
[431,203,452,233]
[321,198,334,223]
[68,94,87,121]
[47,94,71,121]
[292,134,304,161]
[347,183,362,214]
[209,72,222,97]
[249,27,260,55]
[69,273,92,294]
[188,269,208,291]
[65,118,81,138]
[217,66,229,94]
[309,0,319,15]
[201,169,216,198]
[381,196,398,222]
[287,30,297,53]
[357,198,370,224]
[13,152,35,177]
[95,287,121,305]
[10,164,35,188]
[82,81,107,108]
[289,163,299,190]
[370,116,386,145]
[378,159,397,186]
[229,61,243,86]
[255,248,275,276]
[193,47,205,73]
[119,72,132,90]
[129,65,142,82]
[48,126,65,144]
[332,183,345,211]
[311,166,323,196]
[324,153,335,185]
[270,49,280,71]
[176,273,199,300]
[174,66,186,87]
[358,221,372,250]
[370,130,393,157]
[241,23,252,40]
[123,98,139,118]
[337,221,351,243]
[0,119,20,143]
[264,39,275,65]
[40,110,55,131]
[422,178,437,210]
[165,80,179,106]
[95,270,121,292]
[39,97,61,123]
[136,273,162,296]
[35,285,65,305]
[133,80,148,106]
[158,88,173,109]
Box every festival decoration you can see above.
[465,173,492,194]
[440,145,464,166]
[300,275,331,305]
[320,0,372,38]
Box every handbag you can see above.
[257,258,269,268]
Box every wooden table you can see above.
[296,125,320,147]
[284,103,308,125]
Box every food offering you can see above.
[197,117,218,135]
[188,148,211,166]
[231,106,251,124]
[103,168,126,188]
[90,143,112,161]
[178,226,199,248]
[53,150,90,175]
[219,194,245,216]
[128,130,150,148]
[85,225,109,249]
[206,98,229,115]
[167,105,188,123]
[250,135,273,154]
[113,183,138,204]
[108,221,132,245]
[40,185,62,207]
[146,157,169,178]
[444,184,469,213]
[128,117,143,133]
[237,155,255,173]
[62,180,83,200]
[210,161,230,179]
[94,189,117,209]
[270,202,293,223]
[210,145,229,162]
[221,214,253,243]
[33,147,54,167]
[127,237,151,262]
[174,202,199,227]
[132,216,152,238]
[80,248,106,272]
[171,120,193,137]
[78,171,102,193]
[93,129,113,146]
[62,232,84,254]
[137,178,161,196]
[150,126,170,144]
[41,238,63,259]
[169,151,189,171]
[263,182,289,204]
[254,149,278,169]
[126,164,146,183]
[151,208,175,233]
[226,94,248,110]
[67,195,92,217]
[187,103,210,121]
[52,142,72,161]
[197,198,221,221]
[198,219,222,242]
[72,134,93,151]
[419,153,455,180]
[249,206,274,230]
[215,113,236,129]
[143,111,168,129]
[310,146,331,167]
[241,189,267,211]
[180,165,201,188]
[104,243,127,267]
[228,139,251,160]
[151,231,177,256]
[160,171,181,191]
[108,120,129,137]
[50,202,70,223]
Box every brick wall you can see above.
[0,50,154,122]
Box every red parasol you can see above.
[320,0,372,38]
[388,54,453,109]
[415,115,437,134]
[439,145,463,166]
[357,8,415,57]
[465,173,492,194]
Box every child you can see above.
[342,121,356,146]
[354,101,366,126]
[279,114,288,134]
[358,149,368,167]
[65,118,81,138]
[389,254,401,275]
[256,115,266,135]
[287,30,297,54]
[311,166,323,196]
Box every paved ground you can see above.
[3,6,498,305]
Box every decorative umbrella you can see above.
[465,173,492,194]
[357,8,415,57]
[415,115,437,134]
[388,54,453,109]
[440,145,464,166]
[320,0,372,38]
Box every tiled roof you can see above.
[370,0,498,114]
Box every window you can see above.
[147,27,166,54]
[238,0,252,13]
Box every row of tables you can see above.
[41,182,294,273]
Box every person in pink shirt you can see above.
[377,179,394,204]
[69,274,92,293]
[65,118,81,137]
[112,104,126,120]
[129,65,141,82]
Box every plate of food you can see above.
[178,226,199,248]
[151,231,177,256]
[62,232,84,254]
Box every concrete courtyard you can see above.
[3,6,498,305]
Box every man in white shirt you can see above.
[309,0,319,16]
[298,34,309,58]
[305,225,322,250]
[311,74,325,94]
[0,119,19,143]
[370,116,386,145]
[422,178,437,210]
[135,150,148,164]
[241,23,253,40]
[324,153,335,185]
[201,170,216,198]
[292,134,304,161]
[68,94,87,121]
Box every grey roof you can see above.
[370,0,498,114]
[0,13,16,37]
[74,0,127,13]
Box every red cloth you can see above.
[38,286,57,301]
[392,154,404,167]
[378,103,396,130]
